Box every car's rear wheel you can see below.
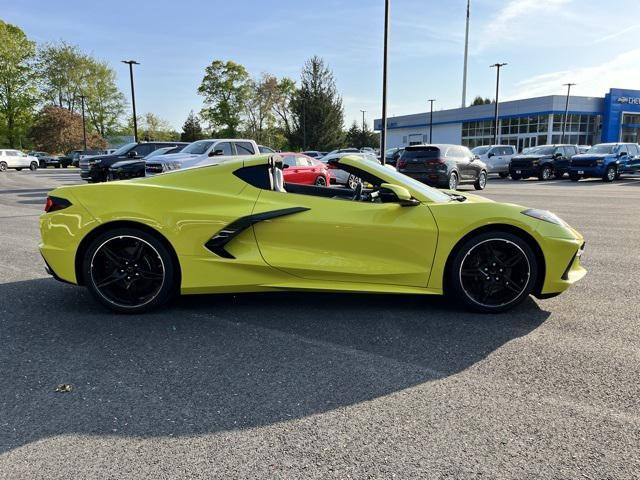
[82,228,177,313]
[315,176,327,186]
[0,161,7,172]
[448,172,459,190]
[603,165,616,182]
[539,165,552,181]
[29,161,38,171]
[474,170,487,190]
[448,231,538,313]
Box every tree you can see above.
[180,110,204,142]
[471,96,493,106]
[272,77,296,140]
[198,60,251,136]
[139,113,178,141]
[83,60,126,137]
[288,56,344,150]
[245,73,278,145]
[29,105,106,153]
[0,20,38,147]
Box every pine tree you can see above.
[181,110,204,142]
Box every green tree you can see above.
[0,20,38,147]
[245,73,278,145]
[180,110,204,142]
[289,56,344,150]
[83,60,126,137]
[471,96,493,106]
[272,77,296,141]
[29,105,106,153]
[139,113,178,141]
[198,60,251,136]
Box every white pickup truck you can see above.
[145,139,261,175]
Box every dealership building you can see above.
[374,88,640,152]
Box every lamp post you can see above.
[490,63,507,144]
[461,0,471,108]
[360,109,366,148]
[380,0,390,165]
[121,60,140,143]
[561,83,576,144]
[428,99,436,143]
[79,95,87,151]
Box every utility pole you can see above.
[428,99,436,143]
[461,0,471,108]
[380,0,390,165]
[121,60,140,143]
[302,99,307,151]
[79,95,87,151]
[561,83,576,144]
[490,63,507,144]
[360,109,366,149]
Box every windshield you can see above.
[587,144,617,154]
[112,142,138,156]
[471,146,490,155]
[181,140,215,155]
[528,146,555,155]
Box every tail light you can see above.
[45,196,71,213]
[426,158,445,166]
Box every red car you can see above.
[281,153,331,186]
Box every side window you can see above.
[235,142,255,155]
[283,155,296,167]
[296,156,311,166]
[630,144,639,155]
[215,142,233,156]
[134,144,154,157]
[234,165,271,189]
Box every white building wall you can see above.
[385,123,462,149]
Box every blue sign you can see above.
[602,89,640,142]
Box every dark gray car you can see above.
[396,144,488,190]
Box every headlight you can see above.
[163,161,181,172]
[521,208,567,226]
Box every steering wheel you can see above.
[352,181,363,201]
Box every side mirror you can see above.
[282,164,290,169]
[127,150,138,158]
[209,149,224,157]
[487,152,494,158]
[618,151,627,157]
[554,152,562,158]
[380,183,419,206]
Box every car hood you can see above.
[147,152,200,164]
[571,153,609,160]
[512,154,551,161]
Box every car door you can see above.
[282,155,304,183]
[627,144,640,171]
[251,188,439,287]
[457,147,476,181]
[296,156,317,183]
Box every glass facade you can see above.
[462,114,600,151]
[620,113,640,143]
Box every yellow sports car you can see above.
[40,155,586,313]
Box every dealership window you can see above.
[462,114,549,149]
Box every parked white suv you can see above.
[145,138,261,175]
[471,145,516,177]
[0,149,39,172]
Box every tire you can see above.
[29,161,38,171]
[15,168,22,171]
[474,170,487,190]
[510,173,521,180]
[602,165,616,182]
[448,172,459,190]
[448,231,538,313]
[498,172,509,179]
[314,176,327,187]
[347,174,360,189]
[0,161,7,172]
[82,227,178,313]
[539,165,552,181]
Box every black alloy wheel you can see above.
[315,176,327,186]
[83,229,177,313]
[0,161,7,172]
[29,161,38,171]
[449,232,537,313]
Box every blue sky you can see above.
[4,0,640,130]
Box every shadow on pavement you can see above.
[0,278,549,453]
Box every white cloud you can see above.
[507,48,640,99]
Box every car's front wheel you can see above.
[539,165,552,181]
[603,165,616,182]
[0,161,7,172]
[347,174,360,189]
[82,228,178,313]
[448,231,538,313]
[315,176,327,186]
[474,170,487,190]
[29,161,38,171]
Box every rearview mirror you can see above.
[380,183,419,206]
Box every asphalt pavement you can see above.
[1,168,639,479]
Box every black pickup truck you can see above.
[509,145,578,180]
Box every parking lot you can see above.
[1,169,639,479]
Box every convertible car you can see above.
[40,155,586,314]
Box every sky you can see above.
[3,0,640,131]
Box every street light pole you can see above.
[490,63,507,145]
[461,0,471,108]
[79,95,87,151]
[428,99,436,143]
[380,0,390,165]
[121,60,140,143]
[360,109,366,149]
[561,83,576,144]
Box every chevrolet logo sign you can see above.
[617,96,640,105]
